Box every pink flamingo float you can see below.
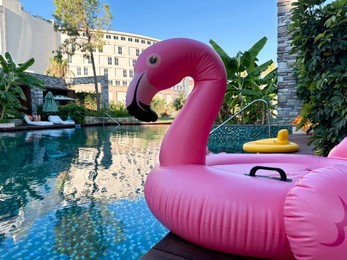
[126,38,347,259]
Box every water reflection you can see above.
[0,125,169,258]
[62,126,166,202]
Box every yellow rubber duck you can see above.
[243,129,299,153]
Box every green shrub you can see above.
[173,94,186,111]
[58,103,87,124]
[75,92,97,110]
[290,0,347,155]
[151,97,173,117]
[109,102,129,117]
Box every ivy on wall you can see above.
[290,0,347,156]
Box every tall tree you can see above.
[53,0,112,111]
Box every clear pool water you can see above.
[0,125,170,259]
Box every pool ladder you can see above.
[209,99,271,138]
[103,112,120,126]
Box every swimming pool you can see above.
[0,125,169,259]
[0,124,290,259]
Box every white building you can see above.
[66,31,189,104]
[0,0,61,73]
[0,0,188,105]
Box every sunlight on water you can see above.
[0,125,169,259]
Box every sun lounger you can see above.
[24,115,54,126]
[48,115,75,125]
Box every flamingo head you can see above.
[126,38,212,122]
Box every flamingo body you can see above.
[126,38,347,259]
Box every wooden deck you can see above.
[141,134,314,260]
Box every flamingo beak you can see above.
[126,73,159,122]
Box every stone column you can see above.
[100,75,109,109]
[31,88,43,114]
[277,0,302,125]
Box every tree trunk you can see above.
[1,105,6,119]
[90,50,100,111]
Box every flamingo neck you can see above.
[159,77,226,167]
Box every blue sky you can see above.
[20,0,278,64]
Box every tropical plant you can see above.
[46,51,74,78]
[75,91,97,110]
[109,102,129,117]
[290,0,347,156]
[53,0,112,111]
[210,37,278,124]
[38,102,86,123]
[0,52,45,120]
[151,97,174,117]
[173,94,187,111]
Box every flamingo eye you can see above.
[147,54,160,67]
[149,56,158,64]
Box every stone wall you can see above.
[277,0,302,125]
[66,75,109,109]
[29,74,109,114]
[32,73,67,88]
[29,73,68,114]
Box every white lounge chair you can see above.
[48,115,75,125]
[24,115,54,126]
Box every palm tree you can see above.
[46,52,74,78]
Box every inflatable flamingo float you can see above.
[126,38,347,259]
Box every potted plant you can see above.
[0,52,45,127]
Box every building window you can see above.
[77,67,81,76]
[118,46,122,55]
[135,39,139,43]
[128,37,133,42]
[121,36,126,41]
[147,41,151,45]
[123,81,127,86]
[141,40,145,44]
[104,68,108,75]
[109,80,113,85]
[106,34,111,39]
[87,56,92,64]
[123,69,127,77]
[114,57,119,66]
[84,67,88,75]
[113,35,118,40]
[98,47,103,53]
[136,49,140,56]
[92,47,96,52]
[132,59,136,67]
[129,70,133,78]
[68,55,72,63]
[115,80,121,86]
[108,57,112,65]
